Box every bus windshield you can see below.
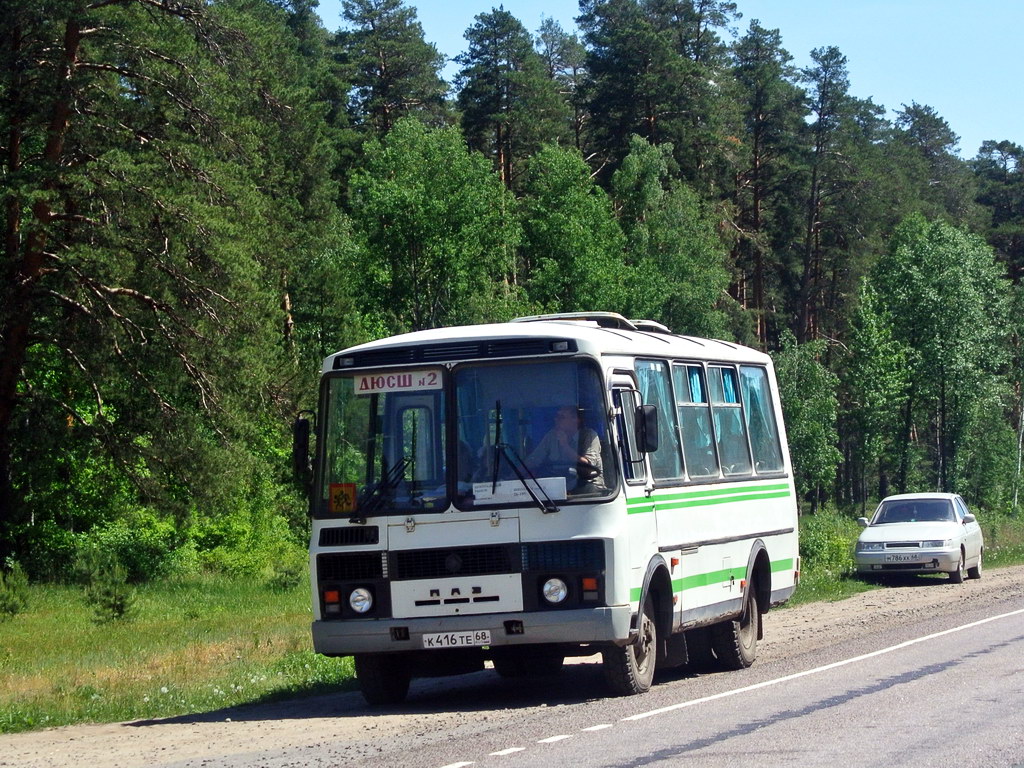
[454,359,616,507]
[317,359,616,518]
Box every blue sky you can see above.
[314,0,1023,158]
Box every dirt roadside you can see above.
[2,564,1022,768]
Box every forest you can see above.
[2,0,1023,581]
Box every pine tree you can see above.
[337,0,449,136]
[456,8,569,188]
[0,0,341,561]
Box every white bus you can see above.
[294,312,799,705]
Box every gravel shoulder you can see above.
[2,564,1022,768]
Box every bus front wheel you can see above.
[354,653,411,706]
[602,598,657,695]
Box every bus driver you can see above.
[526,406,603,490]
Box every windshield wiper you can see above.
[489,399,559,514]
[351,455,411,524]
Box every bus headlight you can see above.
[349,587,373,613]
[542,578,568,604]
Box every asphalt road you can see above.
[4,569,1024,768]
[400,604,1024,768]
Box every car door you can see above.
[954,496,983,563]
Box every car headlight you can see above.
[349,587,373,613]
[924,539,954,548]
[542,578,568,604]
[857,541,884,552]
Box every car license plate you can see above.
[884,553,918,563]
[422,630,491,649]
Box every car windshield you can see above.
[873,499,955,524]
[316,358,617,518]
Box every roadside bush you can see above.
[799,508,860,578]
[978,510,1024,566]
[15,520,79,582]
[0,562,30,619]
[266,548,308,591]
[78,511,180,583]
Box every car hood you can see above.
[858,521,962,543]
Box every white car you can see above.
[855,492,984,583]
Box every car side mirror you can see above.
[635,404,659,453]
[962,513,976,524]
[857,517,869,527]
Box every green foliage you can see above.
[869,215,1010,494]
[0,563,29,620]
[77,512,180,584]
[610,136,730,336]
[978,510,1024,566]
[520,144,626,312]
[772,332,842,506]
[349,118,524,332]
[798,509,859,578]
[76,549,136,623]
[338,0,450,135]
[456,7,569,188]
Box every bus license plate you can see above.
[422,630,491,649]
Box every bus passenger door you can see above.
[613,385,657,605]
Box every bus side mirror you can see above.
[292,415,312,483]
[636,404,659,453]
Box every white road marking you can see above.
[439,763,474,768]
[490,747,526,756]
[538,735,573,743]
[582,724,614,731]
[624,605,1024,722]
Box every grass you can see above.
[0,576,354,734]
[3,509,1024,734]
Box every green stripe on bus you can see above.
[630,558,795,602]
[626,482,790,507]
[627,487,792,515]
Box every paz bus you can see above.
[293,312,799,704]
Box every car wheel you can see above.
[603,597,657,695]
[967,549,983,580]
[948,550,966,584]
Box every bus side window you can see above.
[709,366,752,476]
[635,360,684,481]
[614,389,644,482]
[673,364,719,479]
[739,366,784,473]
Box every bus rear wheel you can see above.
[711,588,759,670]
[354,653,411,706]
[603,598,657,695]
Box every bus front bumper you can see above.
[312,605,632,657]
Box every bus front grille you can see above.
[391,545,518,581]
[317,552,385,581]
[522,540,605,572]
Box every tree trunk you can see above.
[0,17,82,559]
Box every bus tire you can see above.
[602,598,657,695]
[354,653,411,706]
[711,588,759,670]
